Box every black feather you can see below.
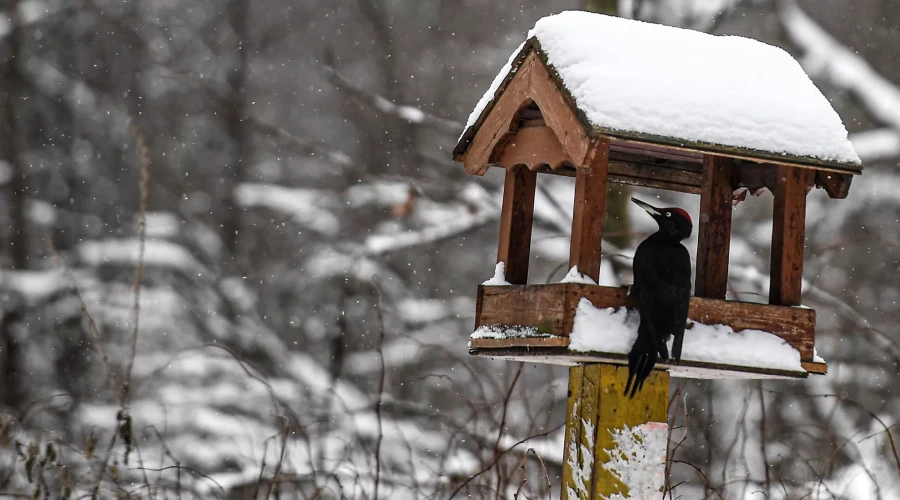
[625,199,692,397]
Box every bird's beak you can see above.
[631,197,662,217]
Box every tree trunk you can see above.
[581,0,632,250]
[222,0,251,260]
[581,0,618,15]
[3,0,29,269]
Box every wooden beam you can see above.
[460,53,538,176]
[498,124,570,171]
[476,283,817,359]
[815,170,853,199]
[461,49,594,175]
[695,155,735,299]
[562,364,668,499]
[470,336,570,349]
[497,166,537,285]
[477,284,568,334]
[569,139,610,282]
[527,50,595,166]
[597,130,862,176]
[468,346,816,379]
[770,165,813,306]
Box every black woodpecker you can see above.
[625,197,693,398]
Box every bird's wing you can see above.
[631,243,692,351]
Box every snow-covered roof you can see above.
[456,11,861,169]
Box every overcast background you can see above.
[0,0,898,498]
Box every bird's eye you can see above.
[666,212,671,218]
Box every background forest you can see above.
[0,0,898,498]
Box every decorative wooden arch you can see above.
[454,39,862,379]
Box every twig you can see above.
[265,428,289,500]
[134,466,228,498]
[762,389,900,473]
[371,277,387,500]
[122,125,150,404]
[669,460,725,500]
[321,57,462,136]
[757,382,771,492]
[447,425,562,500]
[146,425,183,500]
[254,437,271,500]
[90,433,118,499]
[46,239,119,391]
[513,447,552,500]
[492,363,523,500]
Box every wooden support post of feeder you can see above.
[569,138,610,282]
[695,155,736,299]
[562,365,669,499]
[770,165,813,306]
[497,165,537,285]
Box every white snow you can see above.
[569,299,804,373]
[813,347,825,363]
[850,128,900,163]
[0,269,67,302]
[482,261,511,286]
[566,401,594,500]
[600,422,668,500]
[345,181,411,208]
[395,296,474,324]
[144,212,180,238]
[364,182,497,255]
[78,239,208,274]
[463,11,859,165]
[470,324,546,339]
[234,182,339,236]
[560,265,597,285]
[28,200,56,225]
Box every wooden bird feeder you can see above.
[453,11,861,498]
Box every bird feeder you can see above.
[453,12,860,498]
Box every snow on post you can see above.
[482,261,511,286]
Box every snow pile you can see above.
[464,11,859,164]
[560,265,597,285]
[78,238,208,274]
[482,261,511,285]
[566,402,595,500]
[600,422,668,500]
[234,182,339,236]
[470,324,545,339]
[569,299,804,372]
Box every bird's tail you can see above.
[625,329,658,399]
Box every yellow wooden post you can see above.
[562,364,669,499]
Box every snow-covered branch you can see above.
[243,114,354,168]
[849,128,900,163]
[323,63,464,136]
[363,182,498,255]
[780,0,900,159]
[234,183,341,236]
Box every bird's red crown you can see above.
[668,207,692,224]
